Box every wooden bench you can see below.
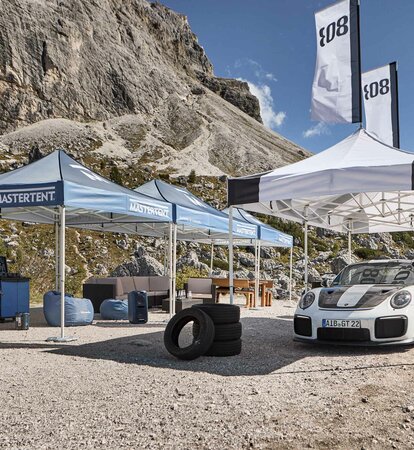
[212,278,255,307]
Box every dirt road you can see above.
[1,300,413,449]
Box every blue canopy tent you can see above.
[135,180,294,308]
[134,179,260,313]
[0,150,172,339]
[224,208,294,302]
[135,180,258,240]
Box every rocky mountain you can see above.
[0,0,411,302]
[0,0,308,176]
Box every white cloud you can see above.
[265,72,278,82]
[302,122,330,138]
[242,80,286,129]
[234,58,278,83]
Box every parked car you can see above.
[294,260,414,345]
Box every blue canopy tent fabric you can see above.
[222,207,293,248]
[135,179,258,241]
[134,179,260,313]
[0,150,173,339]
[135,180,294,306]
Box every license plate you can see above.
[322,319,361,328]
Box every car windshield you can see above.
[332,262,414,286]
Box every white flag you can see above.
[311,0,361,123]
[362,63,400,148]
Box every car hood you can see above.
[318,285,399,309]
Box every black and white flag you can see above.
[362,62,400,148]
[311,0,361,123]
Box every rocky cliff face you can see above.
[5,0,409,302]
[0,0,308,176]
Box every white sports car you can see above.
[294,260,414,346]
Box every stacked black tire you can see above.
[192,304,242,357]
[163,304,242,360]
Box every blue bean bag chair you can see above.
[43,291,94,327]
[100,299,128,320]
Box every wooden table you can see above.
[248,280,273,307]
[211,278,273,307]
[211,278,251,303]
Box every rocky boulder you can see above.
[195,72,262,123]
[112,254,164,277]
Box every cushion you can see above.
[43,291,94,327]
[86,277,123,296]
[149,276,169,291]
[187,278,212,294]
[132,276,150,292]
[191,293,213,299]
[100,299,128,320]
[119,277,135,295]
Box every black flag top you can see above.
[311,0,362,124]
[362,62,400,148]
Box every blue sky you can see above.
[158,0,414,153]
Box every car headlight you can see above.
[390,290,412,309]
[299,291,315,309]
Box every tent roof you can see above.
[223,208,293,247]
[228,129,414,234]
[0,150,173,232]
[135,179,258,240]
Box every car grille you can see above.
[317,328,370,342]
[294,315,312,337]
[375,316,407,339]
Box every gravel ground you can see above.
[1,298,414,450]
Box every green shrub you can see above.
[109,166,123,185]
[354,247,382,260]
[176,266,208,289]
[212,258,229,271]
[392,232,414,249]
[188,169,196,183]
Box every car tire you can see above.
[193,321,242,341]
[191,303,240,324]
[163,308,215,360]
[205,339,242,357]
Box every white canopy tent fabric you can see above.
[0,150,173,340]
[227,128,414,300]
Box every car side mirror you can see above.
[321,279,329,288]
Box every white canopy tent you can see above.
[227,128,414,300]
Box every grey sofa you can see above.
[83,276,169,312]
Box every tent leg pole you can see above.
[304,221,308,293]
[172,224,177,316]
[348,229,352,264]
[59,206,65,340]
[254,240,259,308]
[55,219,59,291]
[210,243,214,277]
[163,235,167,276]
[47,206,76,342]
[289,246,293,302]
[168,224,173,319]
[257,240,261,307]
[229,206,234,305]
